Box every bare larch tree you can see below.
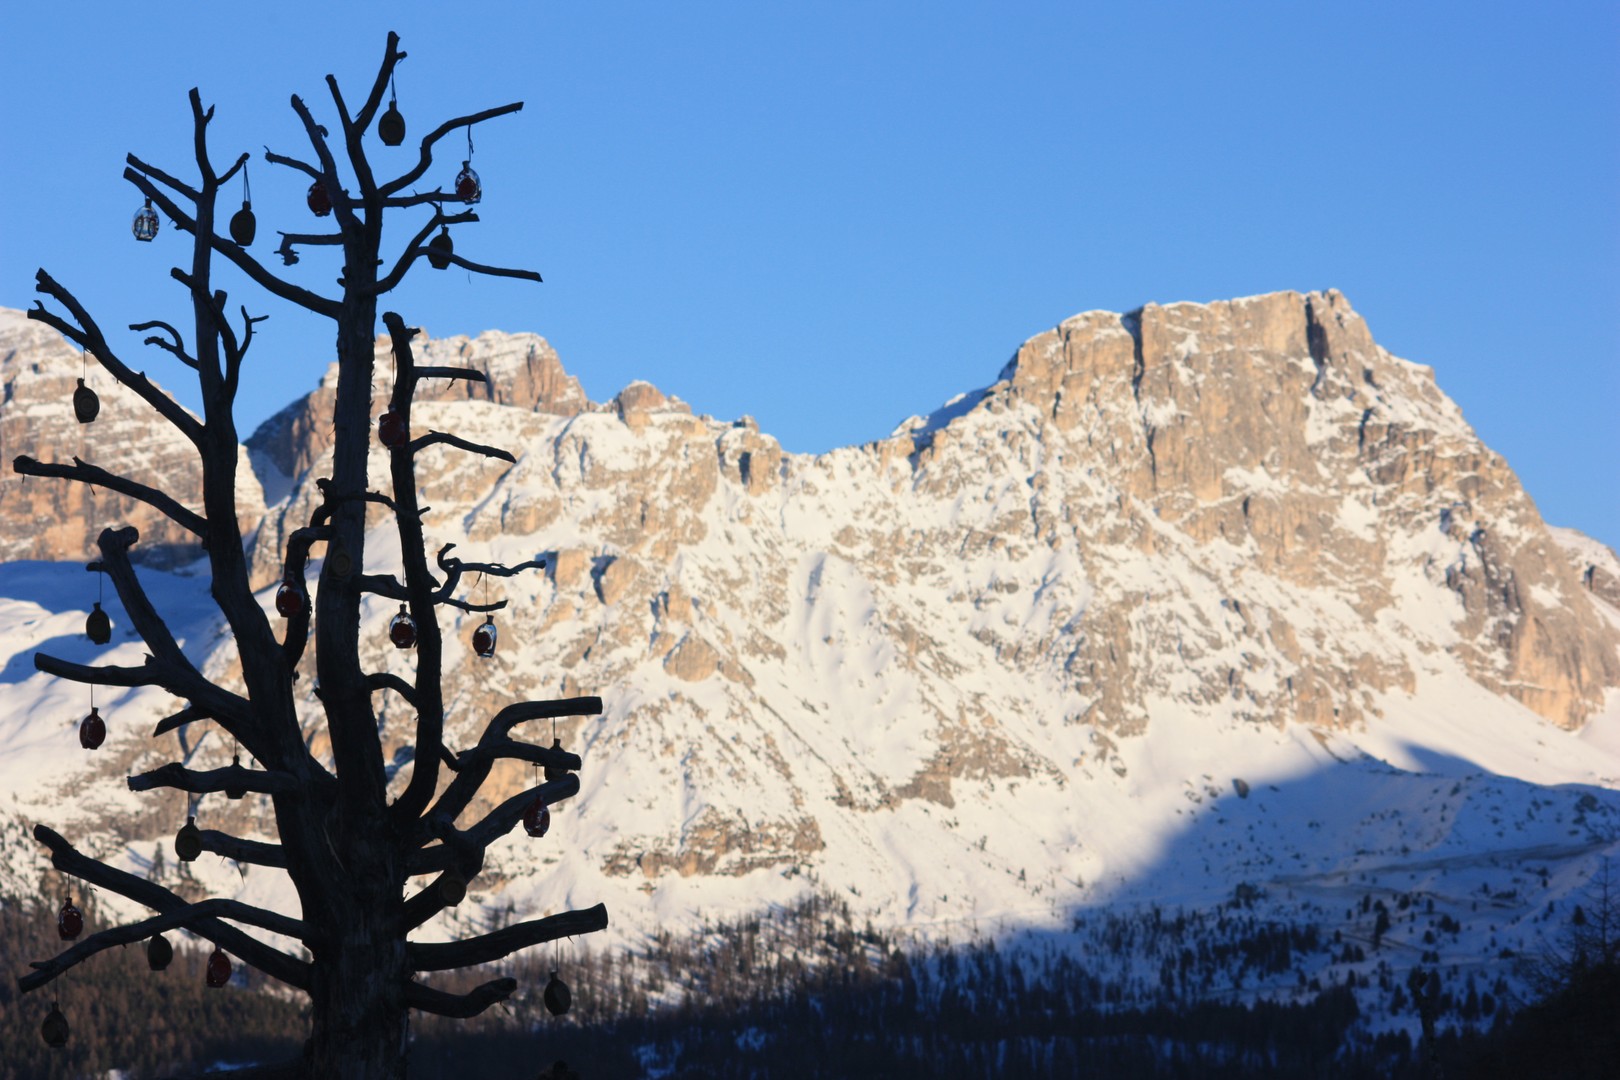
[13,32,607,1078]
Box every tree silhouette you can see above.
[12,32,607,1078]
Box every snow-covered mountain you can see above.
[2,291,1618,1033]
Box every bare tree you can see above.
[13,32,607,1078]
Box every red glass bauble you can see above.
[307,180,332,217]
[455,161,481,203]
[206,947,232,988]
[378,408,407,448]
[58,898,83,940]
[523,795,550,838]
[275,577,306,618]
[389,604,417,649]
[79,707,105,750]
[472,618,496,658]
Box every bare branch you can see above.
[374,209,477,294]
[366,670,419,709]
[28,824,310,991]
[200,829,287,868]
[275,230,344,268]
[415,366,489,384]
[34,652,164,689]
[12,455,208,538]
[449,738,582,777]
[355,32,406,134]
[407,246,543,284]
[378,101,525,198]
[20,896,308,994]
[126,153,200,202]
[406,430,515,464]
[410,904,608,972]
[263,148,321,181]
[128,761,299,796]
[405,976,516,1018]
[427,699,599,826]
[154,703,209,737]
[129,319,199,370]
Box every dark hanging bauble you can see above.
[86,601,112,644]
[226,754,246,800]
[57,897,84,940]
[41,1002,69,1048]
[275,575,306,618]
[543,971,572,1016]
[73,377,100,423]
[523,794,550,838]
[455,161,482,203]
[544,737,568,783]
[307,180,332,217]
[378,100,406,146]
[230,200,256,246]
[132,198,159,242]
[427,227,453,270]
[175,816,203,862]
[472,617,497,659]
[79,707,106,750]
[147,932,174,971]
[389,604,417,650]
[378,408,408,448]
[206,947,232,988]
[438,868,467,906]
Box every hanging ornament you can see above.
[175,816,203,862]
[377,407,407,448]
[307,179,332,217]
[41,1002,69,1048]
[438,868,467,906]
[389,604,417,650]
[85,602,112,644]
[57,897,84,940]
[544,737,569,783]
[523,794,551,838]
[455,125,481,203]
[79,707,106,750]
[73,377,100,423]
[226,754,246,800]
[132,198,159,242]
[275,574,307,618]
[206,947,232,988]
[147,932,174,971]
[427,226,453,270]
[472,617,497,659]
[543,971,572,1016]
[229,164,256,246]
[378,73,406,146]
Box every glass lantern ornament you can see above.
[206,947,232,988]
[378,100,406,146]
[543,971,572,1016]
[438,868,467,906]
[147,932,174,971]
[523,794,550,838]
[132,198,160,242]
[472,617,497,658]
[427,227,453,270]
[175,816,203,862]
[73,377,100,423]
[307,179,332,217]
[226,754,246,800]
[378,408,407,448]
[86,602,112,644]
[79,707,106,750]
[389,604,418,650]
[230,200,256,246]
[275,574,306,618]
[454,160,481,203]
[544,737,568,783]
[58,897,84,940]
[41,1002,69,1048]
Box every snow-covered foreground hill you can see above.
[2,291,1618,1042]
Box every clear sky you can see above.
[3,2,1616,547]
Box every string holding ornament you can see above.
[378,70,406,146]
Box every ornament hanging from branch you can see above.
[132,197,159,242]
[544,737,569,783]
[73,378,100,424]
[378,407,407,448]
[472,617,497,658]
[147,933,174,971]
[378,72,406,146]
[389,604,417,650]
[229,163,256,246]
[226,754,247,800]
[174,815,202,863]
[523,794,550,838]
[205,947,232,988]
[78,707,105,750]
[275,573,306,618]
[85,602,111,645]
[307,179,332,217]
[57,897,84,940]
[454,125,481,203]
[40,1002,69,1048]
[427,225,453,270]
[543,971,572,1015]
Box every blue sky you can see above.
[3,2,1616,546]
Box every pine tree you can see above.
[13,32,606,1078]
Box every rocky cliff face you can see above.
[3,292,1618,915]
